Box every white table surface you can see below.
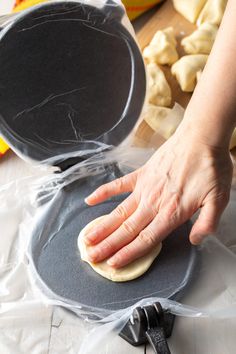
[1,8,236,354]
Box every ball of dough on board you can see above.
[143,27,178,65]
[172,0,207,23]
[181,23,218,55]
[146,63,172,107]
[171,54,208,92]
[197,0,227,27]
[78,216,162,282]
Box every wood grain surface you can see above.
[133,0,195,148]
[136,0,196,108]
[133,0,236,184]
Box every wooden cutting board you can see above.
[133,0,236,184]
[133,0,196,148]
[136,0,195,109]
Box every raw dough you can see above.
[171,54,208,92]
[196,70,202,83]
[146,63,172,107]
[172,0,207,23]
[78,216,162,282]
[181,23,218,55]
[144,104,171,132]
[197,0,227,26]
[144,104,183,139]
[143,27,178,65]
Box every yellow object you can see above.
[13,0,48,12]
[0,138,10,157]
[122,0,163,20]
[14,0,163,20]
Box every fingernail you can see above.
[85,192,97,203]
[84,196,92,204]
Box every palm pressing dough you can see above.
[78,216,162,282]
[197,0,227,26]
[143,27,178,65]
[171,54,208,92]
[181,23,218,55]
[146,63,172,107]
[172,0,207,23]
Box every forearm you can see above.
[181,0,236,149]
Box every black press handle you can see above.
[146,327,171,354]
[119,302,175,354]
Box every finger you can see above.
[189,197,229,245]
[85,171,137,206]
[107,210,184,268]
[87,206,153,263]
[84,193,137,245]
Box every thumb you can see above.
[189,198,228,245]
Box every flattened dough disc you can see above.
[78,216,162,282]
[29,170,198,312]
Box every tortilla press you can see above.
[0,1,198,353]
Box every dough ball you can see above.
[78,216,162,282]
[143,27,178,65]
[230,128,236,150]
[144,104,183,139]
[171,54,208,92]
[172,0,207,23]
[181,23,218,55]
[197,0,227,26]
[146,63,172,107]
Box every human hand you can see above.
[84,124,233,268]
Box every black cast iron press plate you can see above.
[30,169,198,312]
[0,1,146,163]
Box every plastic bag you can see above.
[1,1,236,353]
[1,155,236,353]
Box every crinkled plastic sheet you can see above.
[1,1,236,353]
[0,0,146,167]
[1,148,236,353]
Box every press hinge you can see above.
[119,302,175,354]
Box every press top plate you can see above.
[0,1,146,164]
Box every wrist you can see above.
[176,109,235,152]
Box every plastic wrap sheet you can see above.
[0,0,146,166]
[1,1,236,353]
[1,149,236,353]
